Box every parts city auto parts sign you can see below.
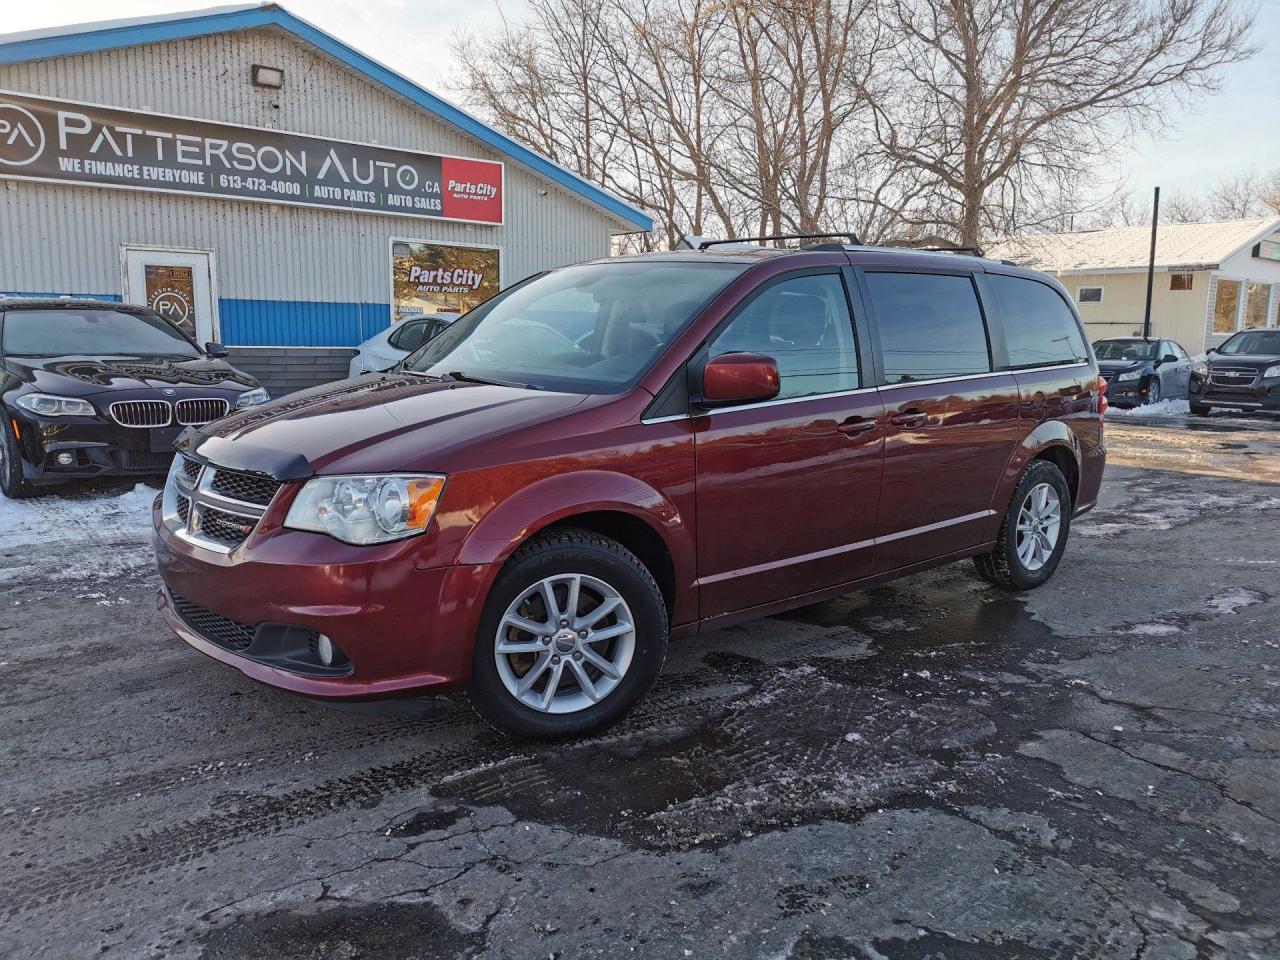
[0,91,503,224]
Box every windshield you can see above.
[1093,340,1157,362]
[1218,329,1280,356]
[1,309,201,359]
[404,261,746,393]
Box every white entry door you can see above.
[123,248,217,345]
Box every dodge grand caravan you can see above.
[153,238,1106,739]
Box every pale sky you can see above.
[3,0,1278,208]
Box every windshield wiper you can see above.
[443,370,540,390]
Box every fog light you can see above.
[316,634,334,666]
[56,451,75,466]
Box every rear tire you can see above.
[0,413,37,500]
[467,528,668,740]
[974,460,1072,591]
[1190,404,1212,417]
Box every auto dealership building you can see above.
[0,4,651,396]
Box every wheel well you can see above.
[1033,445,1078,505]
[541,511,676,616]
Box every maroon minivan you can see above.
[153,239,1106,739]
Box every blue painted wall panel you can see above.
[218,298,390,347]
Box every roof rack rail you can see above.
[697,232,863,250]
[917,245,985,257]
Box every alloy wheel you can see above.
[1016,482,1061,572]
[493,573,636,714]
[1146,379,1161,404]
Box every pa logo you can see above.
[0,103,45,167]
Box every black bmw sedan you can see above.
[1189,328,1280,416]
[0,299,268,498]
[1092,336,1192,407]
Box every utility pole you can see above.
[1143,186,1160,339]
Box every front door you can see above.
[859,269,1022,572]
[124,248,216,345]
[693,271,884,620]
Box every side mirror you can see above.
[1161,354,1178,364]
[205,341,229,358]
[1206,347,1217,355]
[699,352,781,407]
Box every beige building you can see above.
[988,217,1280,354]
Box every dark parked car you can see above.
[153,239,1106,739]
[1189,328,1280,416]
[1092,336,1192,406]
[0,299,269,498]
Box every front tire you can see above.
[468,528,668,740]
[974,460,1072,591]
[1190,404,1212,417]
[0,413,37,500]
[1144,377,1161,405]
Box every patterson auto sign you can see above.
[0,91,503,224]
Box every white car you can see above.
[349,314,459,377]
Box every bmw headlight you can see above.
[284,474,446,545]
[235,387,271,408]
[1264,365,1280,379]
[14,393,96,417]
[1117,370,1141,382]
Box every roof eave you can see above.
[0,3,653,233]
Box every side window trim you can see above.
[691,266,866,405]
[855,267,994,387]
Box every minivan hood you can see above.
[3,354,254,396]
[191,374,589,475]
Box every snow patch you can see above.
[1206,587,1267,616]
[0,484,155,551]
[1106,399,1189,418]
[1121,623,1182,636]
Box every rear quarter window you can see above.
[988,275,1088,368]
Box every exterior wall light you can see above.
[252,65,284,88]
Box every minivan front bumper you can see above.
[152,496,495,699]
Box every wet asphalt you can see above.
[1,411,1278,959]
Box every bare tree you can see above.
[873,0,1256,245]
[1206,169,1280,219]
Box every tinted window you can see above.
[709,274,859,399]
[388,320,434,352]
[1170,342,1189,360]
[408,261,745,394]
[1093,339,1157,361]
[1,308,200,358]
[865,273,990,384]
[989,275,1087,368]
[1218,329,1280,356]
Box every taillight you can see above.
[1097,375,1108,417]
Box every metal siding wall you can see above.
[0,27,621,344]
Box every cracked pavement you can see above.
[1,415,1278,959]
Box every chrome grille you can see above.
[170,593,256,652]
[209,469,281,506]
[110,400,171,428]
[175,398,229,426]
[1209,366,1259,387]
[180,456,202,484]
[176,494,191,525]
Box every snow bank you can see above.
[0,483,157,551]
[1106,398,1190,418]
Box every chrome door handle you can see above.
[837,417,878,436]
[889,410,927,428]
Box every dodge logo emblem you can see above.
[0,103,45,167]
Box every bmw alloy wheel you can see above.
[1016,482,1061,572]
[493,573,636,714]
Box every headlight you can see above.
[235,387,270,408]
[1117,370,1142,382]
[14,393,96,417]
[1191,358,1208,377]
[284,474,446,545]
[1264,365,1280,379]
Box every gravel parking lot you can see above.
[2,413,1278,960]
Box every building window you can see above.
[1170,273,1193,291]
[1076,286,1103,304]
[1244,282,1270,330]
[1212,279,1242,334]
